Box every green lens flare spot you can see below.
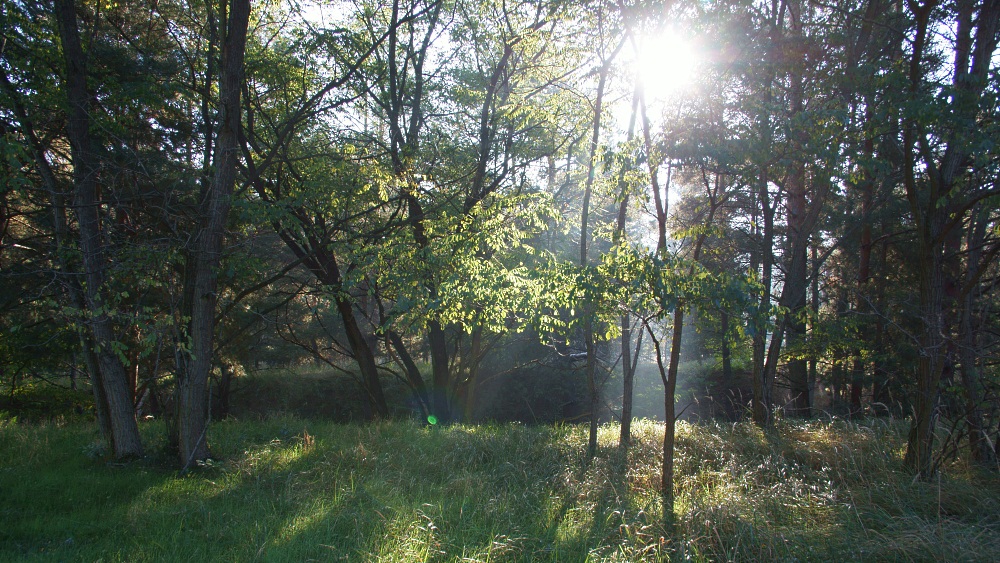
[427,415,438,425]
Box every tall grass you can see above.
[1,415,997,561]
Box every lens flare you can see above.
[635,28,699,101]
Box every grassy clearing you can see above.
[0,415,997,562]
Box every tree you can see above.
[53,0,145,459]
[899,0,1000,477]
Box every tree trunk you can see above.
[336,294,389,419]
[176,0,250,469]
[55,0,143,459]
[428,319,451,423]
[720,311,736,420]
[904,236,946,476]
[751,176,775,426]
[902,0,1000,477]
[641,310,680,529]
[783,0,811,418]
[616,88,639,449]
[580,41,618,457]
[619,315,635,444]
[386,330,431,416]
[959,210,994,465]
[454,325,484,422]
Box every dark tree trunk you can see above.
[454,325,485,422]
[616,89,639,448]
[719,311,736,420]
[904,236,946,476]
[783,0,811,418]
[661,311,682,525]
[619,315,636,443]
[428,319,451,423]
[751,176,775,426]
[387,330,431,416]
[580,39,620,457]
[959,210,994,465]
[336,293,389,419]
[176,0,250,468]
[55,0,143,459]
[850,105,876,416]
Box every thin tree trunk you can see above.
[336,293,389,419]
[751,176,775,426]
[660,190,718,520]
[719,310,735,420]
[428,319,451,423]
[959,209,994,464]
[808,242,819,412]
[617,88,639,449]
[850,110,876,417]
[580,38,622,457]
[386,330,431,416]
[657,311,682,526]
[783,0,810,418]
[455,325,484,422]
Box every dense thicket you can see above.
[1,0,998,498]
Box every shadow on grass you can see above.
[3,417,998,562]
[0,419,637,561]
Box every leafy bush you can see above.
[0,380,93,422]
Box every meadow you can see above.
[1,413,998,562]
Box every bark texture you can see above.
[55,0,143,459]
[176,0,251,468]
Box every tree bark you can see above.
[751,175,776,426]
[850,106,876,417]
[782,0,811,418]
[336,291,389,419]
[55,0,143,459]
[176,0,250,468]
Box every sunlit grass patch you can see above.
[1,416,998,561]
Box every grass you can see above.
[1,414,998,562]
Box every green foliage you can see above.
[0,380,93,423]
[225,366,414,422]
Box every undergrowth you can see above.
[0,417,997,561]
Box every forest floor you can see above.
[0,415,998,562]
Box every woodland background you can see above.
[1,0,999,520]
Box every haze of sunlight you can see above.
[634,28,700,102]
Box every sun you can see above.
[634,29,700,101]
